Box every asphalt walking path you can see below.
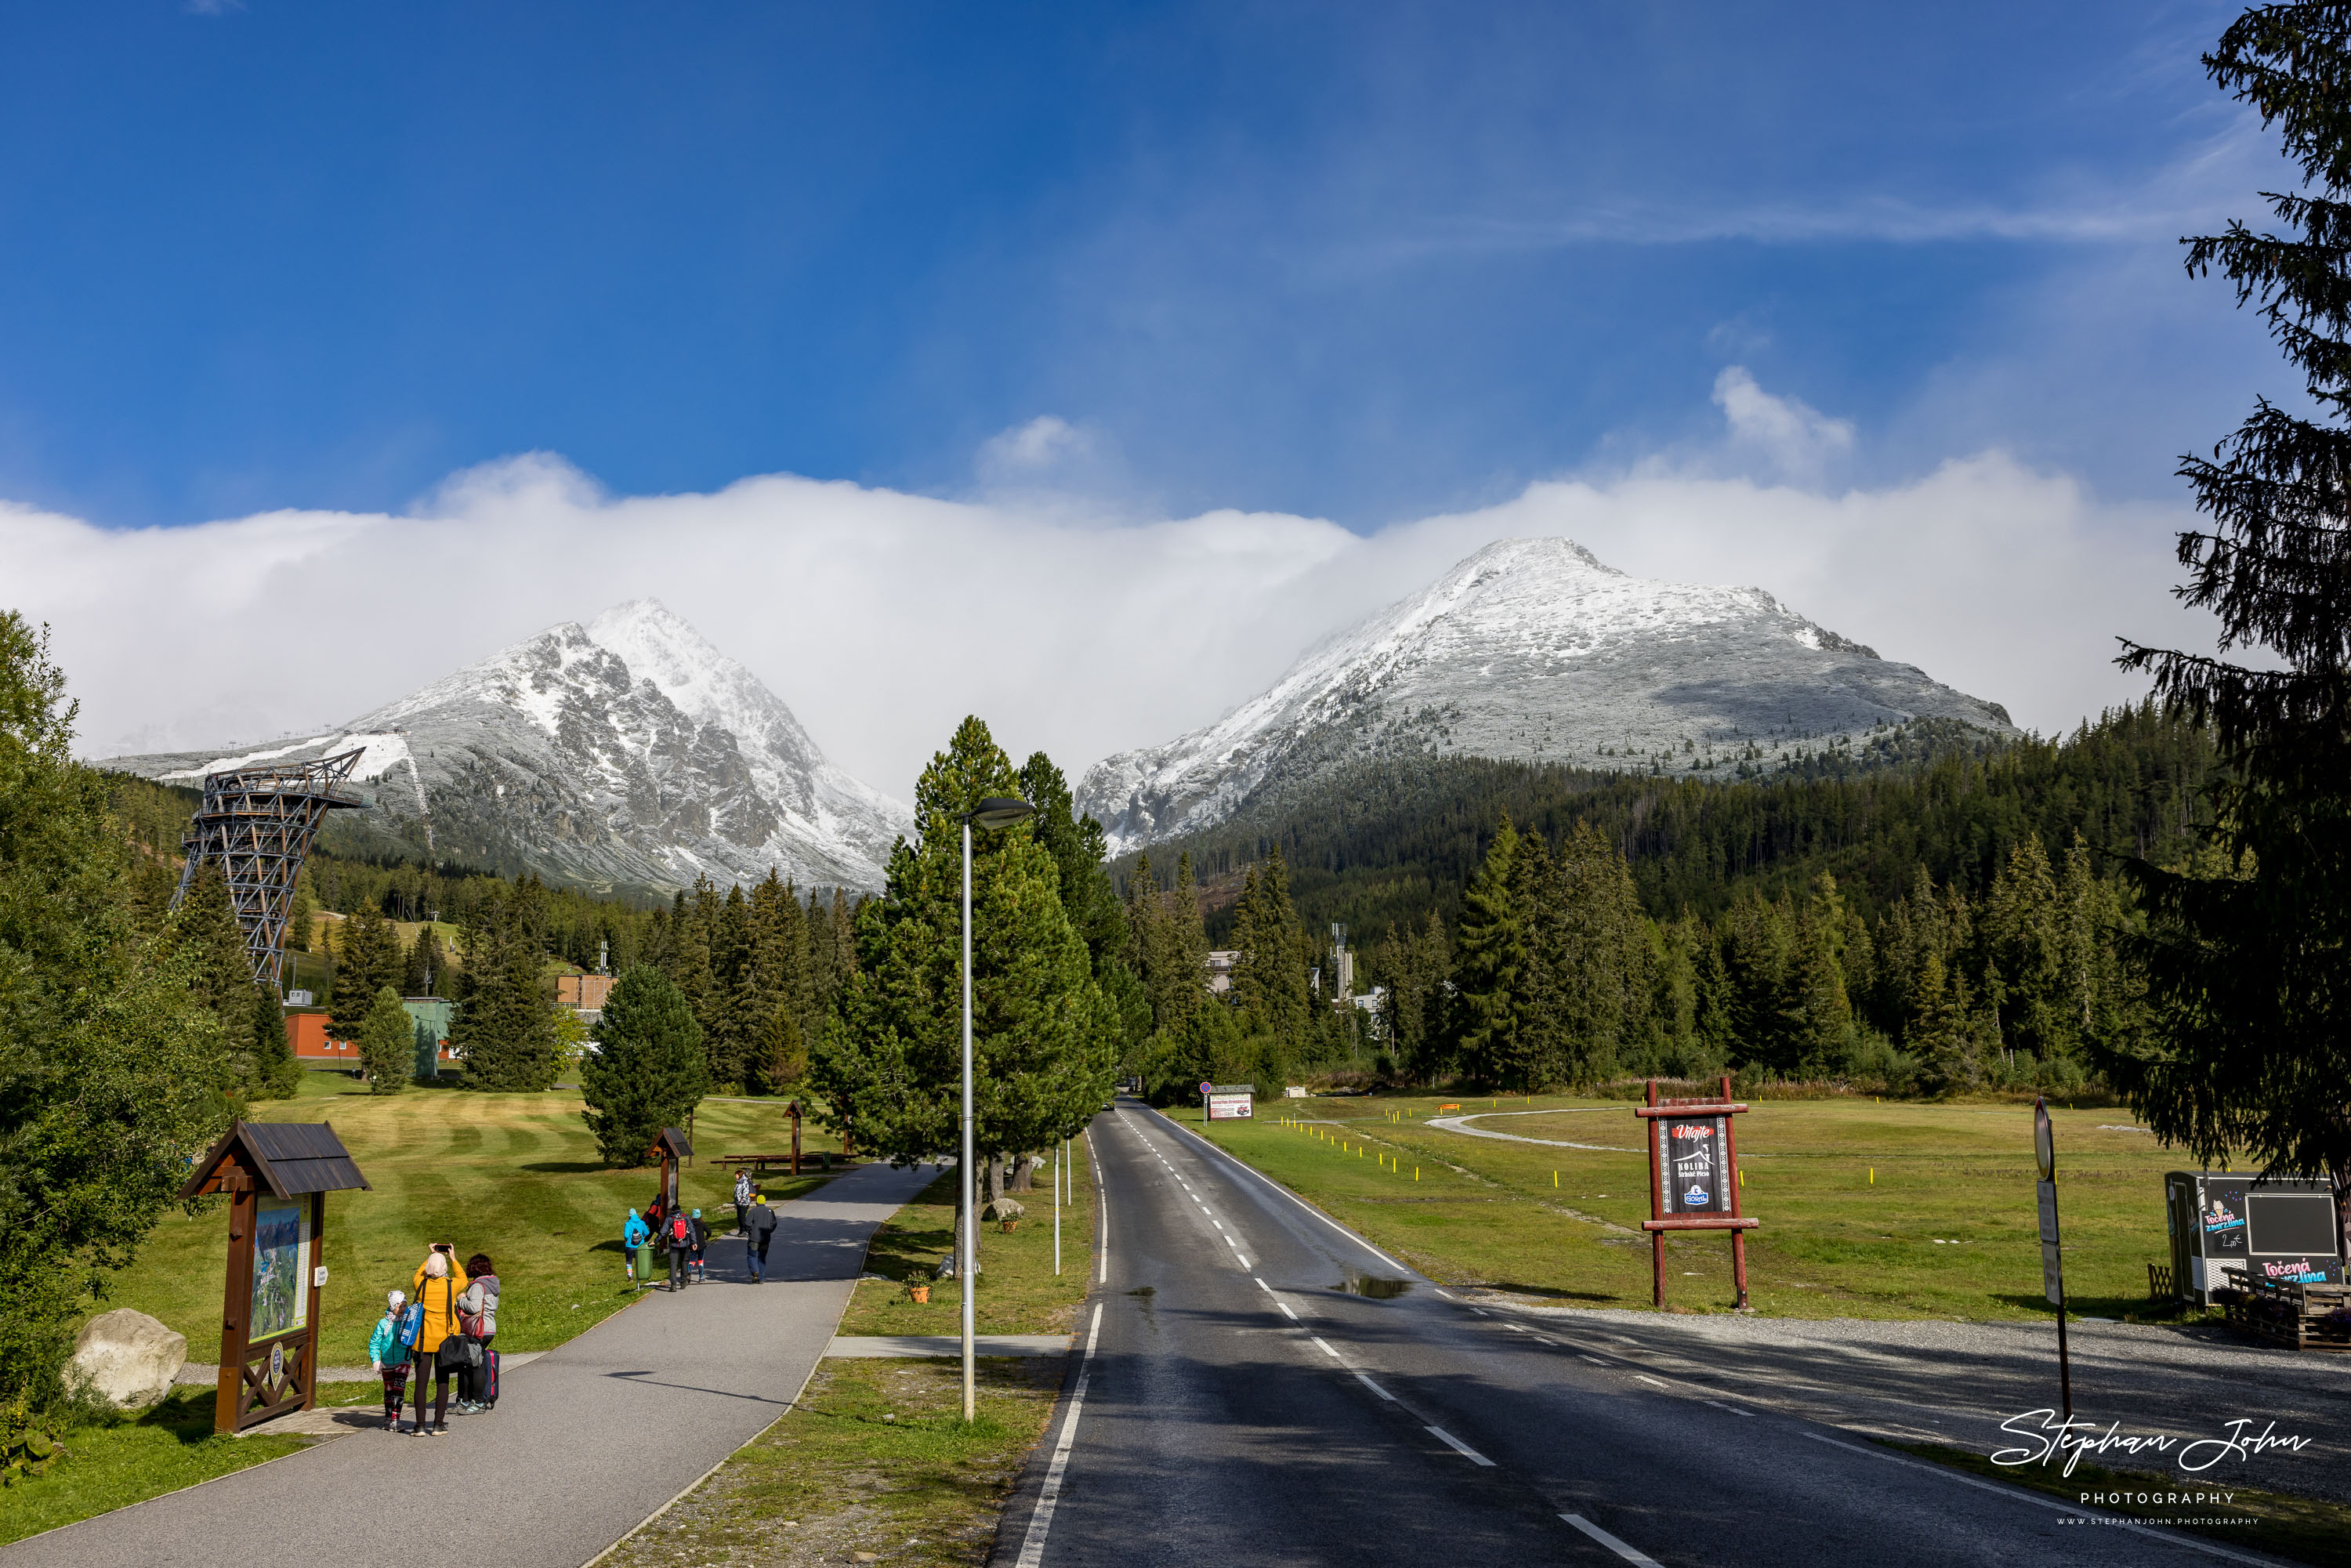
[4,1158,943,1568]
[1010,1099,2285,1568]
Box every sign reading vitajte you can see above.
[1204,1084,1255,1121]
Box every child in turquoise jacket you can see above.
[368,1290,411,1432]
[624,1208,650,1289]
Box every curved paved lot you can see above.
[3,1160,942,1568]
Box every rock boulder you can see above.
[70,1309,187,1410]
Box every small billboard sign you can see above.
[1204,1084,1255,1121]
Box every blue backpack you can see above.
[397,1298,425,1349]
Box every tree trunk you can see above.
[1010,1154,1037,1193]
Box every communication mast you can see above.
[170,750,365,994]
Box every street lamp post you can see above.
[960,795,1034,1422]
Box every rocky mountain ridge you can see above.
[99,600,911,896]
[1076,538,2016,854]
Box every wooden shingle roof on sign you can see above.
[650,1126,694,1161]
[179,1121,371,1200]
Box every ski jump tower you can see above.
[170,749,365,994]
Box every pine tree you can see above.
[357,986,414,1094]
[812,716,1116,1175]
[1451,818,1523,1085]
[1228,844,1310,1065]
[250,981,302,1099]
[2110,2,2351,1251]
[170,860,262,1092]
[451,885,560,1091]
[402,926,445,997]
[580,966,710,1166]
[331,903,401,1037]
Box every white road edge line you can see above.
[1148,1109,1412,1273]
[1634,1374,1670,1389]
[1580,1355,1608,1366]
[1013,1302,1105,1568]
[1701,1399,1755,1418]
[1800,1433,2276,1568]
[1559,1513,1663,1566]
[1425,1425,1496,1466]
[1353,1371,1396,1402]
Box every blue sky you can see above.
[0,2,2294,784]
[0,1,2281,530]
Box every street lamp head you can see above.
[964,796,1035,831]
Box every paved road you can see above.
[1011,1099,2282,1568]
[5,1160,942,1568]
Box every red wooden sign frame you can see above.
[1637,1075,1759,1309]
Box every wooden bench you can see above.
[715,1152,857,1181]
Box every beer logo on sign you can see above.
[1683,1186,1711,1207]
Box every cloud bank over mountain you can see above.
[7,371,2208,801]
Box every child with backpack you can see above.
[624,1208,650,1289]
[368,1289,412,1431]
[687,1209,708,1284]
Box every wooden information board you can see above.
[1638,1077,1759,1309]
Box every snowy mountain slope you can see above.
[101,601,911,895]
[1076,538,2016,854]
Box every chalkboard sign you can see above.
[1658,1116,1730,1215]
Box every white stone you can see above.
[71,1309,187,1410]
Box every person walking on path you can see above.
[687,1209,709,1284]
[663,1206,692,1291]
[455,1253,500,1412]
[623,1208,650,1290]
[368,1290,411,1432]
[733,1168,752,1235]
[743,1193,777,1284]
[409,1245,469,1435]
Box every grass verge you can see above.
[1891,1440,2351,1568]
[603,1132,1098,1567]
[1182,1092,2219,1321]
[0,1390,308,1548]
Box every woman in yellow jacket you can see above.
[409,1246,469,1435]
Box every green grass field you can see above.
[1183,1092,2201,1320]
[838,1144,1096,1338]
[105,1072,849,1369]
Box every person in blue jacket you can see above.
[368,1290,411,1431]
[623,1208,650,1290]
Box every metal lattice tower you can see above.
[169,750,365,994]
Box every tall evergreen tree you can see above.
[331,903,401,1037]
[171,860,262,1092]
[2114,2,2351,1253]
[451,885,560,1091]
[250,981,301,1100]
[581,966,710,1166]
[812,716,1116,1187]
[1451,819,1523,1085]
[1227,843,1310,1068]
[357,986,413,1094]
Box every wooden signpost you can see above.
[1638,1077,1759,1309]
[179,1122,371,1436]
[649,1126,694,1211]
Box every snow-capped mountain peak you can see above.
[1075,536,2012,854]
[103,603,911,896]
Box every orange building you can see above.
[285,1010,359,1066]
[556,973,615,1012]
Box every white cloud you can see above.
[981,415,1091,473]
[1712,366,1854,482]
[5,379,2211,799]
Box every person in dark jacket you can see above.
[744,1193,777,1283]
[686,1209,708,1284]
[663,1206,692,1291]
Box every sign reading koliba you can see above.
[1657,1116,1730,1215]
[1204,1084,1255,1121]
